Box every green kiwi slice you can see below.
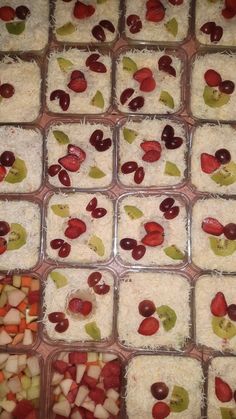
[170,385,189,413]
[51,204,70,218]
[209,237,236,256]
[220,407,236,419]
[211,162,236,186]
[50,271,68,288]
[203,86,230,108]
[5,158,27,184]
[7,223,27,251]
[212,316,236,340]
[85,321,101,340]
[124,205,143,219]
[156,305,177,331]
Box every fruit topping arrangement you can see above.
[150,381,189,417]
[201,146,236,187]
[210,291,236,341]
[54,0,118,43]
[0,150,27,186]
[0,4,30,36]
[0,352,41,418]
[47,123,113,188]
[50,351,122,418]
[117,51,182,114]
[138,299,177,337]
[44,269,113,342]
[203,69,235,109]
[0,221,27,256]
[0,275,40,347]
[201,216,236,257]
[119,120,185,187]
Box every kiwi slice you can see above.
[53,130,69,145]
[164,161,181,177]
[209,237,236,256]
[203,86,230,108]
[165,18,178,37]
[91,91,104,109]
[51,204,70,218]
[164,245,185,260]
[85,321,101,340]
[211,161,236,186]
[220,407,236,419]
[6,22,25,35]
[170,385,189,413]
[56,58,74,73]
[50,271,68,288]
[122,57,138,74]
[7,223,27,251]
[123,127,138,144]
[89,166,106,179]
[212,316,236,340]
[56,22,76,36]
[5,157,27,184]
[156,305,177,331]
[88,235,105,257]
[159,91,175,109]
[124,205,144,219]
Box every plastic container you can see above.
[41,265,117,348]
[44,117,116,192]
[116,115,189,190]
[113,44,187,116]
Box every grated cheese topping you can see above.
[118,271,191,350]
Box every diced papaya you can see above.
[0,371,4,383]
[5,325,18,335]
[7,391,16,401]
[19,318,27,332]
[17,300,28,313]
[29,303,39,316]
[0,307,8,316]
[27,322,38,332]
[30,279,40,292]
[21,276,32,288]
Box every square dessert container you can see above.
[44,46,114,117]
[45,117,116,192]
[45,348,125,419]
[188,49,236,123]
[0,124,45,196]
[122,0,193,47]
[0,271,42,350]
[41,265,117,348]
[115,191,190,269]
[43,190,116,267]
[0,53,43,124]
[116,269,194,353]
[113,44,187,116]
[116,115,189,190]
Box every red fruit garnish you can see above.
[202,217,224,236]
[210,292,228,317]
[99,19,115,33]
[53,360,68,374]
[224,223,236,240]
[219,80,235,95]
[146,0,163,9]
[70,70,85,80]
[92,25,106,42]
[204,69,222,87]
[73,1,95,19]
[141,141,162,153]
[146,6,165,22]
[0,221,10,236]
[200,21,216,35]
[13,400,34,419]
[91,207,107,218]
[0,6,15,21]
[89,61,107,73]
[140,77,156,92]
[138,317,159,335]
[67,144,86,162]
[134,166,145,184]
[120,237,137,250]
[58,242,71,258]
[168,0,183,4]
[121,161,138,174]
[0,237,7,255]
[200,153,221,174]
[222,7,236,18]
[132,244,146,260]
[141,231,164,247]
[128,96,145,111]
[103,375,120,390]
[68,77,87,93]
[48,164,61,177]
[126,14,140,25]
[69,352,87,364]
[48,312,65,323]
[144,222,164,234]
[101,361,121,377]
[89,387,106,404]
[0,83,15,98]
[67,386,78,404]
[133,67,153,83]
[152,401,170,419]
[0,165,6,182]
[164,206,179,220]
[68,218,86,233]
[55,318,69,333]
[15,5,30,20]
[58,169,71,187]
[86,53,100,67]
[93,283,110,295]
[226,0,236,11]
[86,197,98,212]
[81,300,93,316]
[120,88,135,105]
[142,150,161,162]
[138,299,156,317]
[64,226,83,239]
[87,271,102,287]
[28,290,40,304]
[58,154,81,172]
[82,374,97,389]
[215,377,233,402]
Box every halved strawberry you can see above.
[67,365,76,380]
[133,67,153,83]
[226,0,236,11]
[210,292,228,317]
[222,7,236,18]
[0,237,7,255]
[204,69,222,87]
[0,6,15,21]
[80,300,92,316]
[67,144,86,162]
[215,377,233,402]
[138,317,159,335]
[144,221,164,234]
[146,0,163,9]
[69,352,87,364]
[141,141,162,153]
[68,218,86,234]
[70,70,85,80]
[68,77,87,93]
[140,76,156,92]
[141,231,164,246]
[152,402,170,419]
[200,153,221,174]
[201,217,224,236]
[58,154,81,172]
[142,150,161,162]
[146,6,165,22]
[73,1,95,19]
[0,165,6,182]
[89,387,106,404]
[64,226,83,239]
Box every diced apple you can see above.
[76,365,86,384]
[94,404,109,419]
[53,385,61,396]
[5,355,18,374]
[26,356,40,377]
[16,390,27,401]
[0,292,7,308]
[103,398,119,415]
[7,289,25,307]
[106,388,119,402]
[71,411,83,419]
[87,352,98,363]
[0,400,16,413]
[21,375,31,390]
[102,353,117,363]
[23,329,33,346]
[59,394,66,402]
[0,411,13,419]
[87,365,101,380]
[18,354,27,370]
[60,378,73,397]
[30,279,40,291]
[27,385,40,400]
[52,372,64,386]
[62,353,69,363]
[21,287,29,295]
[0,354,9,366]
[3,309,21,326]
[52,400,71,418]
[74,385,89,407]
[0,381,9,398]
[12,275,21,288]
[3,285,15,293]
[81,400,95,412]
[0,330,12,345]
[31,375,40,387]
[3,371,13,380]
[8,376,22,394]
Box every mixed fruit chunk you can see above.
[201,215,236,257]
[210,291,236,341]
[50,350,122,418]
[0,275,40,347]
[0,149,27,186]
[203,68,235,108]
[0,4,30,36]
[0,352,41,418]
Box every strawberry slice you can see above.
[0,237,7,255]
[68,77,87,93]
[82,374,97,389]
[200,153,221,174]
[101,361,121,378]
[89,387,106,404]
[201,217,224,236]
[68,144,86,162]
[0,165,6,182]
[222,7,236,18]
[144,221,164,234]
[138,317,159,335]
[13,400,34,419]
[28,290,40,304]
[140,76,156,92]
[226,0,236,11]
[146,0,164,9]
[65,226,84,239]
[73,1,95,19]
[70,70,85,80]
[141,231,164,246]
[215,377,233,402]
[58,154,81,172]
[103,375,120,390]
[210,292,228,317]
[140,140,161,153]
[146,6,165,22]
[69,351,87,364]
[67,386,78,403]
[133,67,153,83]
[142,150,161,162]
[68,218,86,234]
[0,6,15,21]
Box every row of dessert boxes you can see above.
[0,0,235,52]
[0,117,236,194]
[0,349,235,419]
[0,46,236,121]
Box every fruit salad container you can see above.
[45,348,125,419]
[121,0,193,47]
[0,272,42,350]
[44,117,116,192]
[44,45,114,117]
[0,124,46,196]
[116,269,194,354]
[0,53,44,125]
[0,350,44,419]
[113,44,187,116]
[116,115,189,191]
[41,265,117,349]
[50,0,123,48]
[188,48,236,123]
[115,191,190,270]
[43,190,116,268]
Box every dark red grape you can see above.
[138,300,156,317]
[200,21,216,34]
[89,129,103,146]
[128,96,144,111]
[224,223,236,240]
[15,5,30,20]
[132,244,146,260]
[151,382,169,400]
[58,242,71,258]
[94,138,112,152]
[120,238,137,250]
[227,304,236,322]
[99,19,115,33]
[93,283,110,295]
[215,148,231,164]
[0,83,14,98]
[50,239,64,249]
[134,167,145,184]
[210,25,223,42]
[165,136,183,149]
[85,53,100,67]
[58,169,71,187]
[129,20,142,33]
[0,151,15,167]
[48,312,65,323]
[120,88,134,105]
[159,197,175,212]
[91,207,107,218]
[92,25,106,41]
[55,319,69,333]
[126,14,140,26]
[161,124,174,142]
[158,55,172,70]
[164,206,180,220]
[121,161,138,174]
[0,221,10,236]
[219,80,235,94]
[87,271,102,287]
[48,164,61,177]
[86,197,97,212]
